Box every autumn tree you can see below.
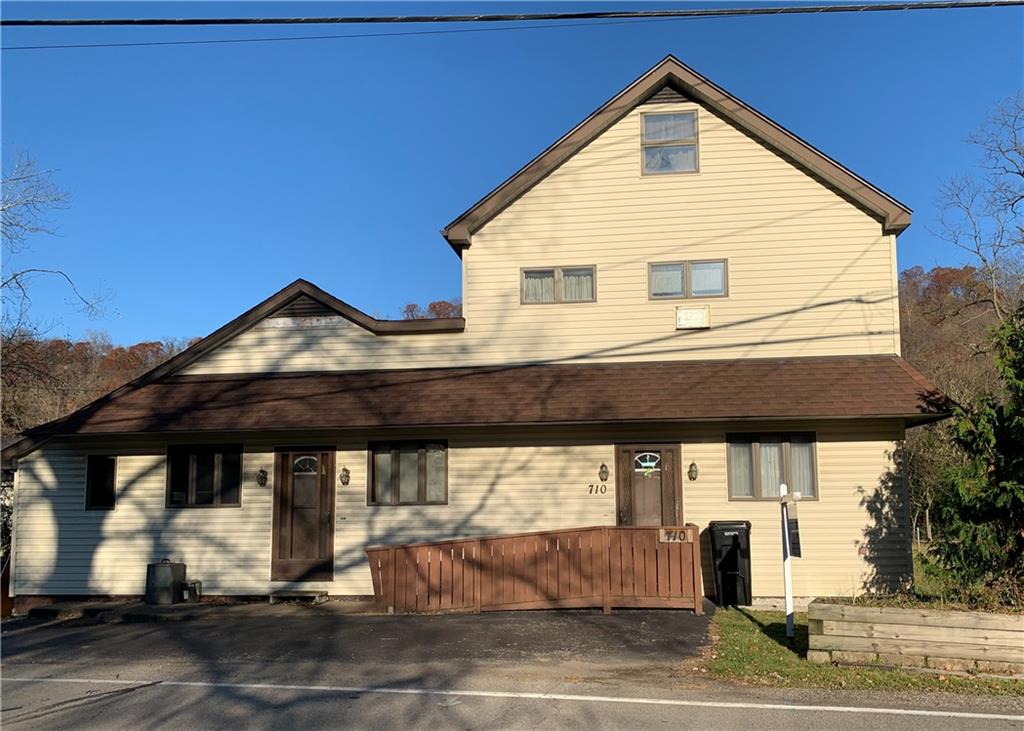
[401,299,462,320]
[1,333,193,439]
[899,265,1005,543]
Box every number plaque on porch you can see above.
[659,527,693,543]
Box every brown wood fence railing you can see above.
[365,525,703,615]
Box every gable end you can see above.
[643,86,691,105]
[442,55,912,251]
[269,293,339,319]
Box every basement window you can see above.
[642,111,698,174]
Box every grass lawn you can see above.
[705,608,1023,696]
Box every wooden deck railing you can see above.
[365,525,703,615]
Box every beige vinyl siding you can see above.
[181,100,899,376]
[13,421,907,599]
[12,434,615,597]
[681,419,911,597]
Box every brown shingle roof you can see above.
[28,356,948,437]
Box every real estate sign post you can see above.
[780,484,802,639]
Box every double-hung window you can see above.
[369,442,448,506]
[166,444,243,507]
[642,111,699,174]
[727,433,817,500]
[521,266,596,304]
[649,260,727,299]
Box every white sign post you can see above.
[780,483,801,639]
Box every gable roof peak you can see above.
[15,277,465,442]
[442,55,911,252]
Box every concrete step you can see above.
[269,590,328,605]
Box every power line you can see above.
[0,18,682,51]
[3,0,1022,26]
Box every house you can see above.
[2,56,944,608]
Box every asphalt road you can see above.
[2,606,1022,730]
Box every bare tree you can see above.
[1,155,103,330]
[935,93,1024,322]
[1,154,69,250]
[971,92,1024,219]
[1,155,108,396]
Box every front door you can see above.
[615,444,681,526]
[272,449,335,581]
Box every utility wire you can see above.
[3,1,1021,52]
[3,0,1022,26]
[1,18,687,51]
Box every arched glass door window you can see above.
[293,455,319,474]
[633,452,662,473]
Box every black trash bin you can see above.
[145,559,186,605]
[708,521,752,606]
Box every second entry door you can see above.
[615,445,681,526]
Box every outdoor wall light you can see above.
[340,467,351,486]
[256,468,269,487]
[598,463,610,482]
[687,462,699,481]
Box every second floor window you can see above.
[642,111,698,174]
[521,266,596,304]
[649,260,727,299]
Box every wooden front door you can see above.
[272,449,335,581]
[615,444,682,526]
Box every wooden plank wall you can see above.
[365,525,703,615]
[807,601,1024,673]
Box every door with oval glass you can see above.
[272,448,335,581]
[615,444,682,526]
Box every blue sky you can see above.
[3,1,1022,344]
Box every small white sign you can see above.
[675,305,710,330]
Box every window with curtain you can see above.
[521,266,596,304]
[648,260,727,299]
[642,111,698,174]
[522,269,556,303]
[166,444,243,507]
[727,434,817,500]
[369,441,448,505]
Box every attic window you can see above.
[642,111,698,174]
